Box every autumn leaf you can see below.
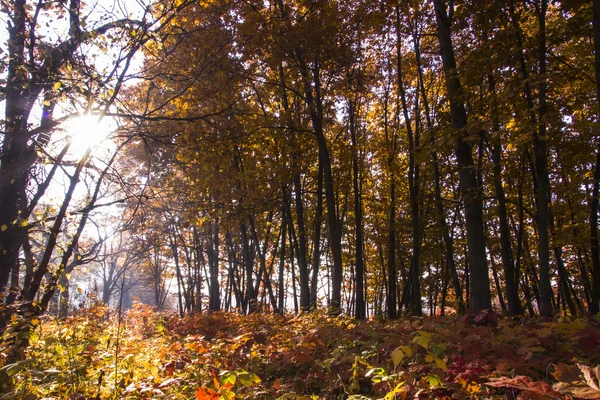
[434,357,447,371]
[486,376,566,399]
[391,347,405,367]
[273,378,281,390]
[158,377,180,389]
[551,363,581,383]
[169,341,183,352]
[195,387,219,400]
[552,364,600,399]
[413,331,431,349]
[553,382,600,399]
[579,364,600,391]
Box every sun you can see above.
[64,114,115,156]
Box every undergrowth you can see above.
[1,303,599,399]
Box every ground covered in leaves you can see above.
[2,305,600,399]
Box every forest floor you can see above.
[2,304,600,399]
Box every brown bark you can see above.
[310,161,324,308]
[433,0,492,312]
[590,0,600,315]
[397,6,422,316]
[349,101,365,319]
[295,50,343,313]
[488,72,522,315]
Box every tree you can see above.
[591,0,600,315]
[432,0,492,312]
[87,0,598,319]
[0,0,193,389]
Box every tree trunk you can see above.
[397,6,422,316]
[0,0,28,296]
[278,205,287,312]
[249,216,278,312]
[310,161,324,308]
[208,220,221,311]
[288,223,299,313]
[295,51,343,314]
[488,72,522,315]
[433,0,492,312]
[293,170,311,310]
[414,29,464,314]
[170,234,185,317]
[534,0,553,317]
[241,223,256,314]
[590,0,600,315]
[350,101,366,319]
[383,77,397,319]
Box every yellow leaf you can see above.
[20,220,28,227]
[53,81,61,90]
[425,353,434,363]
[400,345,412,357]
[466,382,481,394]
[435,357,447,371]
[43,100,51,106]
[414,332,431,349]
[1,225,7,232]
[391,347,405,367]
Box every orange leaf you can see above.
[195,387,219,400]
[273,378,281,390]
[169,342,183,352]
[211,370,219,389]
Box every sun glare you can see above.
[64,114,115,156]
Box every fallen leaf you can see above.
[553,382,600,399]
[158,377,179,389]
[551,363,581,383]
[579,364,600,391]
[486,376,565,399]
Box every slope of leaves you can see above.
[2,305,599,399]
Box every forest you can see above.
[1,0,600,398]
